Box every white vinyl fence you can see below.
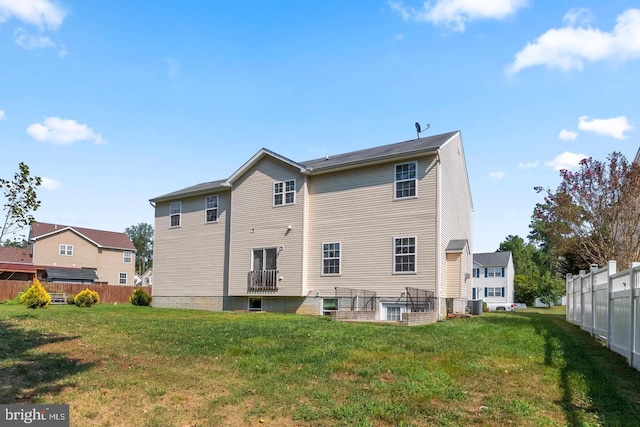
[566,261,640,371]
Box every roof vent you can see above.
[325,154,329,160]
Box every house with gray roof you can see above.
[472,251,515,311]
[150,131,474,321]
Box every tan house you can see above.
[150,131,473,320]
[29,222,136,285]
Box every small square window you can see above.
[248,298,263,311]
[59,244,73,256]
[123,251,132,263]
[119,272,127,285]
[274,179,295,206]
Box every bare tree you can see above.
[534,152,640,270]
[0,162,42,243]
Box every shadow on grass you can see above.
[0,319,96,403]
[509,310,640,427]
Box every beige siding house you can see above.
[29,222,136,285]
[150,131,473,320]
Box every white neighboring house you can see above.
[472,252,514,311]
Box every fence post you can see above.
[607,261,616,350]
[590,264,598,337]
[629,263,640,367]
[566,273,572,323]
[579,270,585,329]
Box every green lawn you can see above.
[1,304,639,426]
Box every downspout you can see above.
[435,151,442,320]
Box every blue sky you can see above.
[0,0,638,252]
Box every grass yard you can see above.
[1,305,640,426]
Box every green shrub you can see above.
[482,301,489,313]
[129,288,152,306]
[19,279,51,309]
[67,293,76,305]
[74,289,100,307]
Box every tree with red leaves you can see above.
[532,152,640,273]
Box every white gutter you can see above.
[435,151,442,320]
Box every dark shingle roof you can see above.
[151,131,460,202]
[473,252,511,267]
[44,267,98,281]
[30,222,136,251]
[446,239,468,252]
[302,131,458,171]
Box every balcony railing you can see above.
[248,270,278,291]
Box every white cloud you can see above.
[518,161,538,169]
[508,8,640,74]
[558,129,579,141]
[0,110,5,120]
[26,117,105,146]
[389,0,528,32]
[395,33,404,41]
[0,0,66,29]
[545,151,588,170]
[41,176,61,190]
[489,171,505,180]
[14,28,55,49]
[57,43,67,57]
[577,115,633,139]
[563,8,594,27]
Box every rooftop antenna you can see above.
[415,122,430,139]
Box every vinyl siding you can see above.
[228,157,306,296]
[439,134,473,299]
[306,156,438,298]
[32,230,135,285]
[445,252,462,298]
[153,190,230,296]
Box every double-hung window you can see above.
[205,195,218,223]
[486,287,504,297]
[59,244,73,256]
[170,201,181,227]
[123,251,132,263]
[395,162,417,199]
[119,272,127,285]
[274,179,295,206]
[394,237,416,273]
[322,242,341,275]
[487,267,503,277]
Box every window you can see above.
[123,251,132,263]
[322,242,341,275]
[248,298,262,311]
[170,201,181,227]
[487,267,503,277]
[485,287,504,297]
[395,162,417,199]
[59,244,73,256]
[386,306,402,321]
[205,195,218,223]
[322,298,337,315]
[394,237,416,273]
[274,179,295,206]
[119,272,127,285]
[253,248,277,272]
[473,268,480,278]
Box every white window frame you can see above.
[394,162,418,200]
[322,298,337,315]
[170,201,181,227]
[321,242,341,276]
[393,236,417,274]
[487,267,502,277]
[118,272,127,285]
[486,287,502,297]
[273,179,296,206]
[59,244,73,256]
[205,195,218,223]
[248,298,263,311]
[123,251,132,263]
[386,306,402,321]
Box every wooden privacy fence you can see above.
[0,280,151,304]
[566,261,640,372]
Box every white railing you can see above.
[566,261,640,371]
[248,270,278,290]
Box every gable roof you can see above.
[151,131,460,202]
[30,222,136,251]
[473,251,511,267]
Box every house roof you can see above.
[0,247,32,263]
[30,222,136,251]
[473,251,512,267]
[150,131,460,202]
[44,267,98,281]
[446,239,468,252]
[302,131,459,172]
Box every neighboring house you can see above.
[141,268,153,286]
[29,222,136,285]
[150,131,473,320]
[472,251,515,311]
[0,247,36,281]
